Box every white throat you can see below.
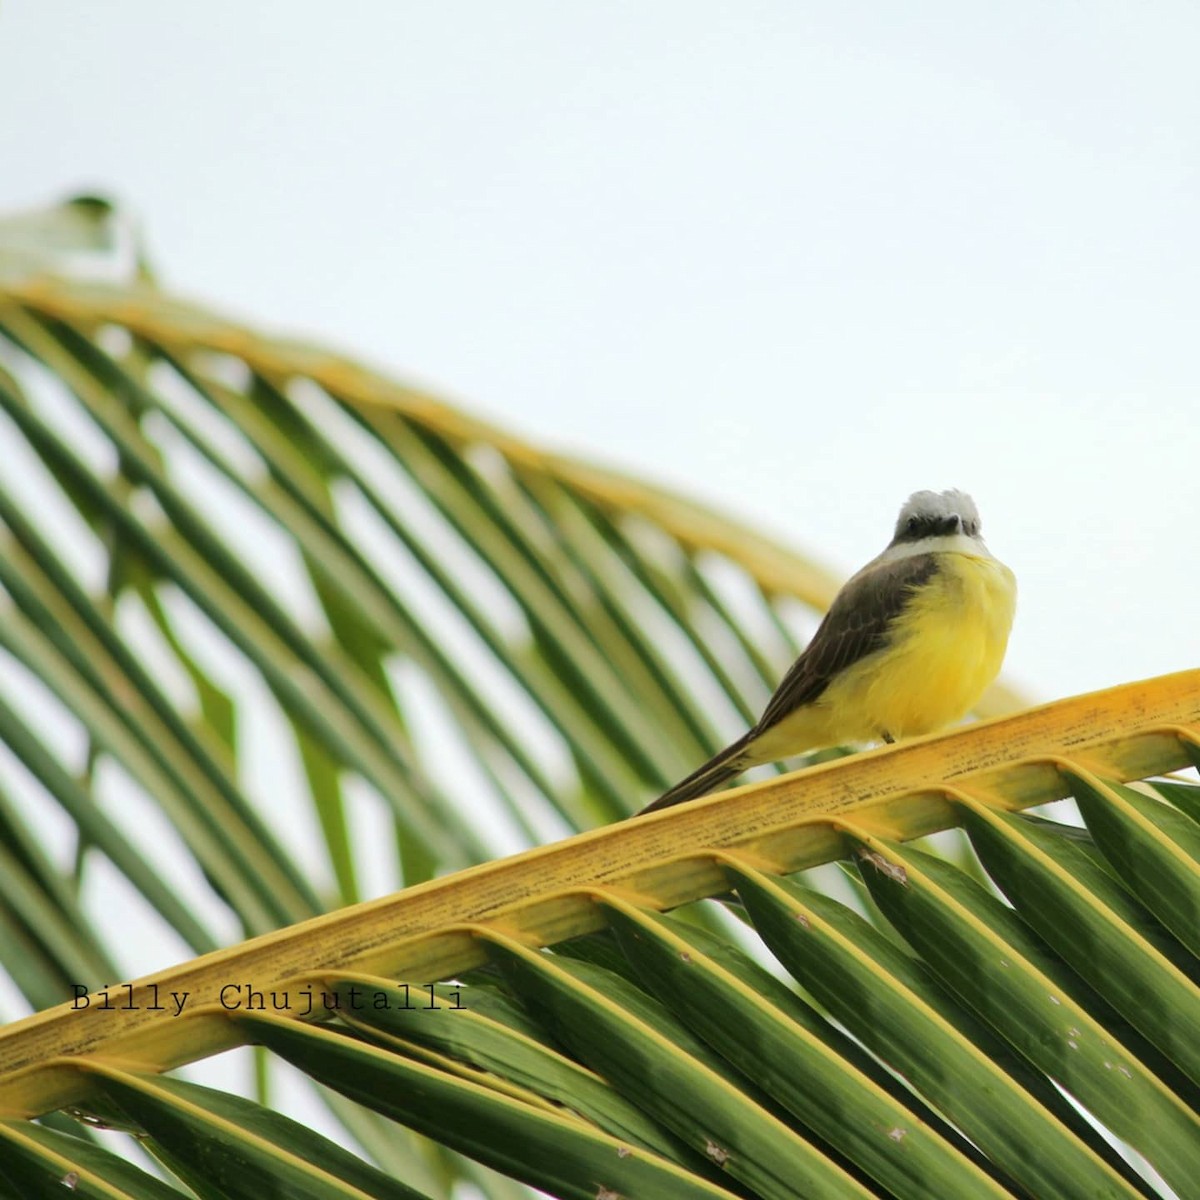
[878,532,993,566]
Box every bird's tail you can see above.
[636,730,758,815]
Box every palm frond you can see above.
[1,211,910,1198]
[1,677,1198,1197]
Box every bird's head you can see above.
[891,489,982,544]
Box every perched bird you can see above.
[638,489,1016,814]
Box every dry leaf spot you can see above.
[887,1128,907,1142]
[596,1187,622,1200]
[679,951,692,963]
[616,1146,631,1158]
[856,849,908,885]
[705,1139,730,1165]
[794,912,811,929]
[61,1174,79,1191]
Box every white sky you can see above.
[5,2,1200,704]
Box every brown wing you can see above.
[755,553,940,733]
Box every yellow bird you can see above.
[639,489,1016,814]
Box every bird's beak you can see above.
[940,515,963,535]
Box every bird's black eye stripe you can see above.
[901,515,940,540]
[897,513,975,542]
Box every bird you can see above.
[637,488,1016,814]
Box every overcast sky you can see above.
[5,3,1200,705]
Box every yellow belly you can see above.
[751,552,1016,759]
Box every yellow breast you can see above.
[750,554,1011,756]
[838,551,1016,741]
[745,549,1016,763]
